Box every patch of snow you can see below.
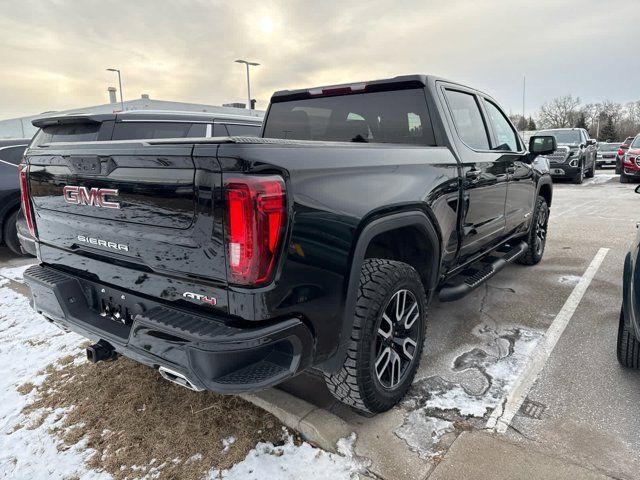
[409,327,543,418]
[0,263,34,284]
[584,174,616,185]
[207,433,368,480]
[558,274,581,285]
[395,410,453,459]
[222,435,236,453]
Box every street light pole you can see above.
[106,68,124,112]
[235,59,260,112]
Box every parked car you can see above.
[620,134,640,183]
[617,183,640,368]
[21,75,555,413]
[0,139,31,255]
[596,142,619,168]
[535,128,597,184]
[616,136,636,174]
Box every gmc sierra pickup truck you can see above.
[21,75,555,413]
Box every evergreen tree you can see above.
[599,116,617,142]
[527,117,537,130]
[574,113,587,129]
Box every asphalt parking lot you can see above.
[1,168,638,479]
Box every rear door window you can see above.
[444,89,490,150]
[112,122,204,140]
[263,88,435,145]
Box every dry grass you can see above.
[19,357,286,479]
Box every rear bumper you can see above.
[23,264,314,393]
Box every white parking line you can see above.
[486,247,609,433]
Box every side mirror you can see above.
[529,135,557,156]
[587,139,597,146]
[635,185,640,194]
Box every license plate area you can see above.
[93,286,138,325]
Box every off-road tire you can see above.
[617,306,640,369]
[517,196,548,266]
[3,208,26,256]
[324,259,427,414]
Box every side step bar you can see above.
[438,241,528,302]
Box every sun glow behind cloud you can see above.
[0,0,638,120]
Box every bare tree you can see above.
[537,95,581,128]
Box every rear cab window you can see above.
[263,89,435,145]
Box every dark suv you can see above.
[537,128,597,183]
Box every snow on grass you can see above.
[0,272,366,479]
[207,433,367,480]
[0,263,33,284]
[394,410,454,459]
[0,277,108,479]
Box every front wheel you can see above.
[573,163,584,184]
[585,162,595,178]
[517,196,548,266]
[324,259,427,413]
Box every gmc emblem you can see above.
[63,186,120,209]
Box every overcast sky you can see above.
[0,0,638,120]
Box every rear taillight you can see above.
[224,175,286,285]
[618,148,625,156]
[18,164,36,237]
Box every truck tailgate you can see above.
[26,142,227,285]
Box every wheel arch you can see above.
[536,177,553,207]
[319,210,442,373]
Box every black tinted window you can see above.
[483,99,519,151]
[32,123,100,145]
[112,122,202,140]
[224,123,261,136]
[0,145,26,165]
[263,89,435,145]
[445,90,489,150]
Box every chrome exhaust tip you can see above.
[158,366,203,392]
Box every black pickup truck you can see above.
[21,75,555,413]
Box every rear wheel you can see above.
[517,196,548,266]
[324,259,427,413]
[3,209,26,256]
[617,306,640,369]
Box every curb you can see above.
[240,388,353,452]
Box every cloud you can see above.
[0,0,638,120]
